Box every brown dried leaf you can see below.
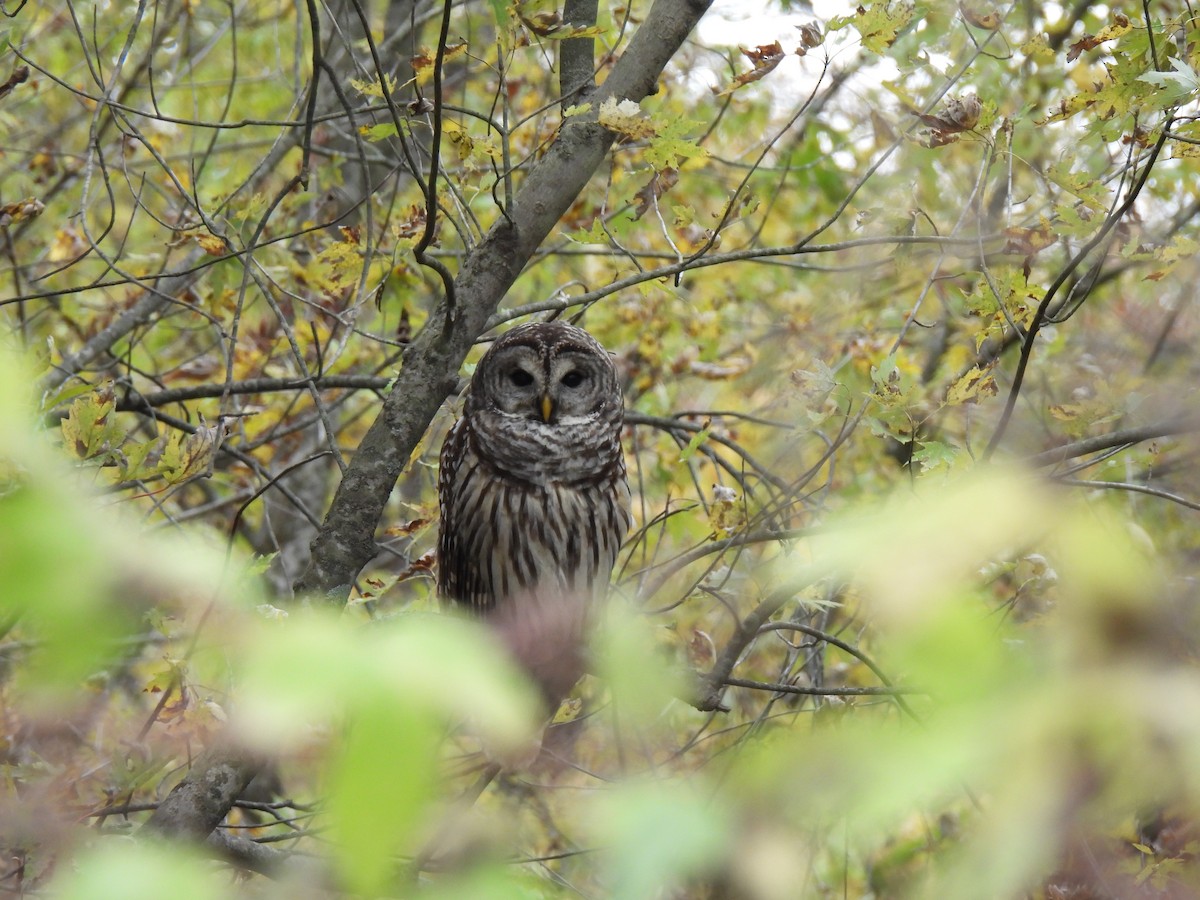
[632,167,679,221]
[917,93,981,133]
[383,516,432,538]
[959,2,1001,30]
[1066,13,1131,61]
[797,21,823,49]
[395,550,436,583]
[1066,35,1100,62]
[0,197,44,227]
[918,93,981,147]
[393,204,427,240]
[520,11,562,35]
[0,65,29,103]
[719,41,785,94]
[1001,221,1055,257]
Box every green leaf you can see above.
[591,780,731,900]
[485,0,507,28]
[51,840,225,900]
[565,217,609,244]
[119,436,161,481]
[678,425,709,461]
[845,0,916,54]
[1139,57,1200,104]
[912,439,958,472]
[60,391,121,460]
[327,703,440,893]
[40,378,100,415]
[0,482,128,697]
[644,117,707,170]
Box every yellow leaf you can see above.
[194,233,227,256]
[411,42,468,85]
[945,366,998,405]
[708,484,745,539]
[1020,33,1055,62]
[350,73,398,98]
[551,696,583,724]
[48,226,86,262]
[0,197,44,226]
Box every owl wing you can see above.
[437,417,497,614]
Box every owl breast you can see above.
[469,407,623,486]
[437,412,631,614]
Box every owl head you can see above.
[466,321,621,426]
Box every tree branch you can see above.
[560,0,599,110]
[693,583,797,712]
[983,122,1173,458]
[143,742,261,838]
[1023,417,1200,469]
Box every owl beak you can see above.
[540,393,553,423]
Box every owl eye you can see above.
[561,370,585,388]
[509,368,534,387]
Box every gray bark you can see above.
[145,743,261,839]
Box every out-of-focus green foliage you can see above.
[52,840,228,900]
[236,610,541,893]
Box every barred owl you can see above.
[437,322,631,703]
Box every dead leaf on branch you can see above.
[519,10,561,36]
[1002,221,1055,254]
[0,65,28,103]
[918,93,981,132]
[916,93,981,147]
[632,167,679,221]
[797,21,823,51]
[0,197,44,227]
[383,516,432,538]
[1003,225,1057,277]
[717,41,785,95]
[393,550,436,583]
[410,42,469,85]
[958,2,1001,30]
[1066,13,1132,62]
[392,204,427,241]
